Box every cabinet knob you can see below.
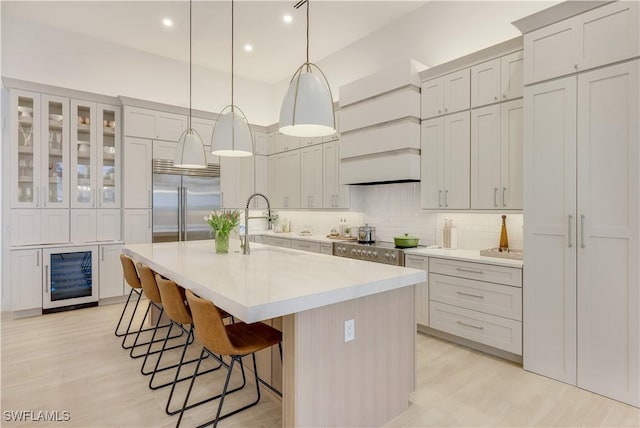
[438,109,442,114]
[444,108,448,113]
[502,94,506,99]
[494,96,498,101]
[574,64,578,70]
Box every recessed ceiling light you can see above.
[283,14,292,23]
[244,44,253,52]
[162,18,173,28]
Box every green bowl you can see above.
[394,233,419,248]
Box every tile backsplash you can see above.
[350,182,523,250]
[252,182,523,251]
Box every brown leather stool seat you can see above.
[155,276,233,416]
[116,254,170,349]
[176,290,282,428]
[130,263,187,364]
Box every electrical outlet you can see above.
[344,319,355,342]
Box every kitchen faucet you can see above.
[243,193,272,255]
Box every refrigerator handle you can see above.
[183,187,188,241]
[177,187,182,242]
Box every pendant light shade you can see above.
[279,63,335,137]
[211,106,253,157]
[210,0,254,157]
[174,128,207,167]
[279,0,336,138]
[174,0,206,168]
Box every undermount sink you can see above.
[480,247,523,260]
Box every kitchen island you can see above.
[123,239,426,427]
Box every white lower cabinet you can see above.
[99,243,124,299]
[428,257,522,355]
[405,254,429,327]
[10,209,69,246]
[290,240,320,253]
[123,209,152,244]
[262,236,291,248]
[10,249,43,311]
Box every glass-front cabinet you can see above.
[42,95,70,208]
[97,104,121,208]
[71,100,97,208]
[70,101,121,209]
[10,90,70,209]
[11,90,41,208]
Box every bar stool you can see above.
[155,276,237,416]
[177,290,282,428]
[132,263,187,365]
[117,254,167,349]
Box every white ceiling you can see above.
[3,1,429,84]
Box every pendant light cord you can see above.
[306,0,309,65]
[231,0,235,110]
[189,0,192,129]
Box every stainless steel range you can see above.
[333,241,407,266]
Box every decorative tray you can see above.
[326,235,357,241]
[479,247,523,260]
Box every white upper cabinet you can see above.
[123,106,187,141]
[70,99,98,209]
[123,209,152,244]
[300,144,323,209]
[190,116,214,144]
[323,140,348,208]
[220,156,254,209]
[10,209,69,246]
[96,104,121,209]
[123,137,152,209]
[500,51,524,101]
[273,132,300,154]
[253,155,268,208]
[470,99,523,209]
[254,131,268,155]
[273,150,301,208]
[421,112,470,210]
[471,58,501,108]
[524,1,639,84]
[421,68,470,119]
[471,51,523,108]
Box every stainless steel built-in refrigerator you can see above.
[152,159,221,243]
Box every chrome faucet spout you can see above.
[243,193,272,255]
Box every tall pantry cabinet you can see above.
[520,1,639,407]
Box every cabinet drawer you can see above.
[430,301,522,355]
[320,243,333,255]
[429,273,522,321]
[264,236,291,248]
[429,257,522,287]
[290,240,320,253]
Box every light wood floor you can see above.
[1,302,639,427]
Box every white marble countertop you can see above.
[403,247,524,268]
[123,239,426,323]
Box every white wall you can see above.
[1,14,276,125]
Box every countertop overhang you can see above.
[123,239,426,323]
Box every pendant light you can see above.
[279,0,335,138]
[174,0,207,168]
[211,0,253,157]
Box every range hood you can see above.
[338,60,425,185]
[340,118,421,185]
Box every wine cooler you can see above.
[43,245,99,312]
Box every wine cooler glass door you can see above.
[43,246,99,310]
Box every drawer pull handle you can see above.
[456,291,485,299]
[457,320,484,330]
[456,267,484,274]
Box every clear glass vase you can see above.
[215,231,230,254]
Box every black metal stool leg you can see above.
[115,288,139,337]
